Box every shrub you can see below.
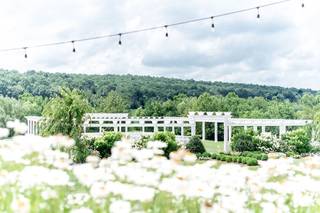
[310,141,320,153]
[94,132,122,158]
[186,136,206,154]
[260,154,268,161]
[237,157,242,163]
[241,157,247,164]
[282,128,312,154]
[227,157,232,162]
[246,158,258,166]
[132,136,150,150]
[153,132,175,143]
[71,137,94,163]
[153,132,180,158]
[240,151,268,161]
[231,129,258,152]
[202,152,211,158]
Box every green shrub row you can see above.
[239,151,268,161]
[197,152,259,166]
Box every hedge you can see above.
[197,152,259,166]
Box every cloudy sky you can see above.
[0,0,319,89]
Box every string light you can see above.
[24,47,28,59]
[211,16,215,28]
[164,25,169,37]
[118,33,122,45]
[0,0,306,55]
[72,41,76,53]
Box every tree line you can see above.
[0,69,320,129]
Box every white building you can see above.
[26,112,312,152]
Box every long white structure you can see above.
[26,112,312,152]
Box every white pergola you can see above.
[26,112,312,152]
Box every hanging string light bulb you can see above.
[256,7,261,19]
[118,33,122,45]
[211,16,215,28]
[72,41,76,53]
[24,47,28,59]
[164,25,169,37]
[301,1,305,7]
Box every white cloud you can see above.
[0,0,319,89]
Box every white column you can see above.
[262,126,266,133]
[228,126,232,142]
[202,122,205,140]
[215,122,218,142]
[32,121,35,135]
[223,123,229,153]
[181,126,184,136]
[279,125,286,136]
[191,123,196,136]
[244,126,248,131]
[253,126,258,132]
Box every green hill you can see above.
[0,69,316,109]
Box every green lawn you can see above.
[202,140,224,153]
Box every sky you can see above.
[0,0,319,90]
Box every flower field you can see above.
[1,134,320,212]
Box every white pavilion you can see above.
[26,112,312,152]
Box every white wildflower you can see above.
[109,200,131,213]
[11,195,30,213]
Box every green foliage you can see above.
[153,132,179,158]
[71,137,94,163]
[94,132,122,158]
[41,88,91,138]
[282,128,312,154]
[240,152,268,161]
[231,130,258,152]
[0,94,45,127]
[132,136,150,150]
[97,90,129,113]
[246,158,258,166]
[197,152,259,166]
[185,136,206,154]
[313,112,320,141]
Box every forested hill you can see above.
[0,69,316,105]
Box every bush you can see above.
[153,132,180,158]
[237,157,241,163]
[186,136,206,154]
[240,151,268,161]
[282,128,312,154]
[94,132,122,158]
[71,137,94,163]
[231,130,258,152]
[226,156,232,162]
[241,157,247,164]
[246,158,258,166]
[255,133,290,153]
[211,153,217,159]
[132,136,150,150]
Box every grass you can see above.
[202,140,224,153]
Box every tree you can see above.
[313,112,320,141]
[98,90,128,113]
[41,88,91,138]
[186,136,206,154]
